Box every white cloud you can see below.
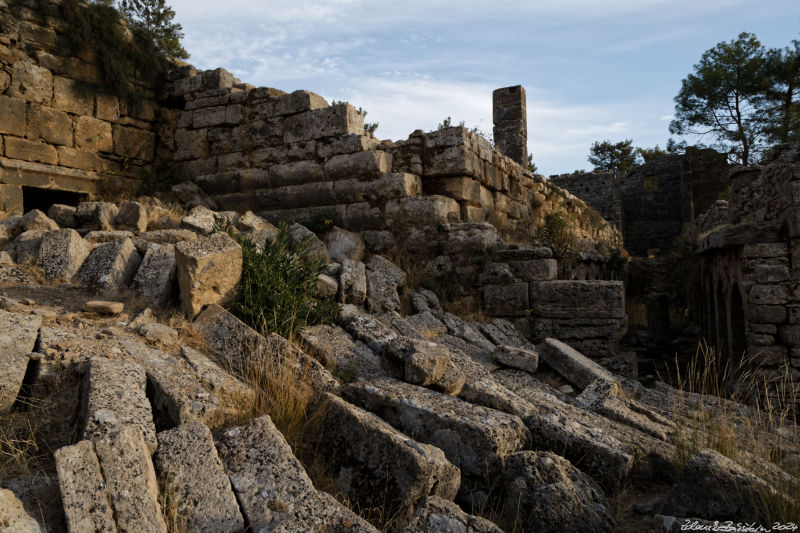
[660,115,675,121]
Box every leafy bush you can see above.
[215,218,339,340]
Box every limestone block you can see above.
[317,134,379,159]
[509,259,557,281]
[81,357,157,452]
[424,146,482,178]
[7,61,52,104]
[173,128,209,161]
[273,89,329,116]
[386,336,450,386]
[255,182,335,210]
[52,76,95,115]
[175,232,242,317]
[749,284,790,305]
[484,282,530,317]
[54,441,116,533]
[530,280,625,319]
[284,103,364,143]
[154,422,245,533]
[181,205,224,235]
[425,176,482,203]
[57,146,101,170]
[26,104,72,146]
[365,269,401,313]
[36,228,91,281]
[324,150,392,181]
[0,310,41,412]
[94,427,167,533]
[317,273,338,298]
[319,394,460,522]
[113,200,148,233]
[338,305,398,354]
[77,238,142,295]
[179,346,255,405]
[403,496,503,533]
[503,451,614,533]
[289,223,329,261]
[113,124,155,161]
[193,105,228,128]
[75,116,113,152]
[75,201,118,231]
[340,258,367,305]
[0,95,27,136]
[4,137,58,164]
[11,230,45,264]
[406,312,448,340]
[269,159,325,188]
[493,345,539,373]
[325,226,365,263]
[0,184,23,214]
[300,324,387,381]
[345,379,530,485]
[21,208,59,232]
[538,338,618,389]
[84,300,124,314]
[201,68,238,90]
[333,172,422,204]
[85,230,135,244]
[345,202,384,230]
[133,244,176,307]
[95,93,120,121]
[367,254,407,287]
[385,195,461,227]
[215,415,377,532]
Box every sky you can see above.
[169,0,799,176]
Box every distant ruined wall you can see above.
[549,171,622,232]
[0,1,171,209]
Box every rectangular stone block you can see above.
[7,62,52,104]
[0,310,41,412]
[0,184,23,213]
[283,103,364,143]
[317,134,379,159]
[272,89,329,116]
[424,146,482,178]
[113,124,155,161]
[95,94,120,121]
[57,146,100,170]
[173,128,208,161]
[255,182,335,210]
[0,95,27,136]
[269,159,325,187]
[539,338,618,389]
[4,137,58,164]
[193,105,227,128]
[530,280,625,319]
[332,172,422,204]
[384,195,461,227]
[484,282,530,317]
[75,116,113,152]
[510,259,557,281]
[425,176,482,204]
[324,150,392,181]
[52,76,94,115]
[54,441,116,533]
[175,232,242,317]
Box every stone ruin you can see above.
[0,2,799,532]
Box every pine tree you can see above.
[118,0,189,60]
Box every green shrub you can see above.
[214,218,339,340]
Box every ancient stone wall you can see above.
[0,1,171,209]
[549,171,622,231]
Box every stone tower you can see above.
[493,85,527,166]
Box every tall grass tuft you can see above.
[661,340,800,522]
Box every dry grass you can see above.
[660,340,800,522]
[157,473,189,533]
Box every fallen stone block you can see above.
[402,496,503,533]
[54,440,116,533]
[179,345,256,405]
[432,360,468,396]
[289,223,329,261]
[139,229,197,245]
[215,415,377,532]
[319,394,460,523]
[301,324,387,381]
[138,322,179,347]
[114,201,148,233]
[344,379,530,488]
[85,230,135,244]
[154,421,245,533]
[406,311,448,340]
[47,204,76,228]
[538,338,618,390]
[440,313,495,352]
[94,427,167,533]
[36,228,91,282]
[340,258,367,305]
[386,336,450,386]
[20,209,59,232]
[478,319,535,350]
[325,226,365,263]
[316,273,339,298]
[530,280,625,319]
[0,310,41,412]
[338,305,398,353]
[365,269,400,313]
[75,201,118,231]
[367,254,407,287]
[84,300,124,314]
[77,237,142,296]
[11,230,45,264]
[503,451,614,533]
[458,375,534,418]
[133,244,177,307]
[81,357,157,453]
[0,476,65,533]
[180,205,218,234]
[175,232,242,317]
[118,337,220,429]
[493,345,538,373]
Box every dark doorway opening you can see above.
[22,186,88,213]
[730,284,747,363]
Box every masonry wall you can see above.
[549,171,622,231]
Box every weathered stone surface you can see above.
[510,259,558,281]
[478,319,534,350]
[175,232,242,316]
[385,195,461,227]
[84,300,124,314]
[193,304,339,393]
[133,244,176,307]
[7,62,52,104]
[386,335,450,386]
[154,421,245,533]
[81,357,157,453]
[46,204,76,228]
[538,338,618,389]
[75,202,118,231]
[179,345,256,405]
[316,273,339,298]
[4,137,58,164]
[406,312,448,340]
[74,116,113,152]
[484,282,529,317]
[345,379,530,486]
[367,254,407,287]
[171,181,217,210]
[365,269,401,313]
[77,238,142,296]
[114,201,148,233]
[139,322,179,347]
[94,427,167,533]
[283,103,364,143]
[139,229,197,245]
[289,223,329,261]
[503,451,614,533]
[0,96,27,136]
[180,205,217,234]
[493,345,539,373]
[11,229,45,264]
[664,448,777,521]
[339,305,399,354]
[0,310,41,412]
[403,496,503,533]
[440,313,495,352]
[84,230,135,244]
[215,415,376,532]
[20,209,58,232]
[325,150,392,180]
[54,440,116,533]
[319,394,460,522]
[0,476,65,533]
[36,228,91,281]
[301,324,387,381]
[26,104,72,146]
[531,280,625,319]
[325,226,365,263]
[340,258,367,305]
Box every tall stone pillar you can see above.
[493,86,527,166]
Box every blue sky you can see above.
[169,0,799,176]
